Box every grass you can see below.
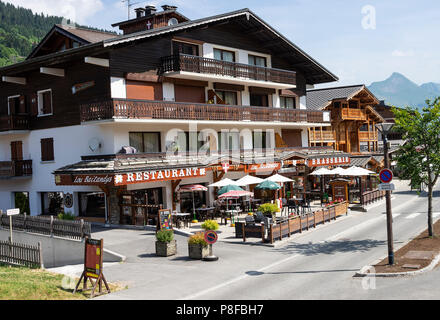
[0,264,124,300]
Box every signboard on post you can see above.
[204,230,218,245]
[379,169,393,184]
[379,183,395,191]
[74,238,110,298]
[7,208,19,243]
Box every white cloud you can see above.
[392,49,415,57]
[4,0,104,25]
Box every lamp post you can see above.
[376,122,395,265]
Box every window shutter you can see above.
[48,138,54,161]
[9,98,16,115]
[30,93,38,116]
[43,91,52,114]
[19,95,26,114]
[41,138,54,161]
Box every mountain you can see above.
[368,72,440,109]
[0,1,114,67]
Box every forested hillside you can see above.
[0,1,113,67]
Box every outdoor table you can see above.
[195,207,215,221]
[172,213,190,228]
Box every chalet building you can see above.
[306,85,385,154]
[0,5,349,224]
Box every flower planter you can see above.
[155,240,177,257]
[188,243,210,260]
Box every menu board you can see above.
[158,209,173,230]
[85,238,103,279]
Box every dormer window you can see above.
[37,89,52,116]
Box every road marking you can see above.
[392,213,401,218]
[434,212,440,217]
[406,212,422,219]
[179,254,300,300]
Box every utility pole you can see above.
[122,0,143,19]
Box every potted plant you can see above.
[188,232,210,260]
[155,229,177,257]
[258,203,280,219]
[201,220,219,232]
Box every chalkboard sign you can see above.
[158,209,173,230]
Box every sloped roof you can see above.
[306,85,365,110]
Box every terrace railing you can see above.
[0,160,32,178]
[161,54,296,85]
[0,115,30,132]
[361,189,386,206]
[81,99,328,124]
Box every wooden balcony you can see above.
[0,160,32,178]
[309,130,336,143]
[80,99,329,124]
[161,54,296,85]
[0,115,30,132]
[359,131,378,141]
[340,108,367,121]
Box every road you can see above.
[94,180,440,300]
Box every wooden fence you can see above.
[0,214,91,240]
[235,202,349,244]
[0,240,43,268]
[361,189,386,206]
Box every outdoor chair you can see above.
[245,215,256,225]
[254,211,265,223]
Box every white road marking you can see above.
[392,213,401,218]
[406,212,422,219]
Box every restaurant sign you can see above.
[308,156,350,167]
[246,163,281,173]
[114,167,207,186]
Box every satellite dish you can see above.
[168,18,178,26]
[88,138,101,152]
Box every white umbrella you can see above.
[265,174,293,183]
[208,178,239,187]
[310,167,334,176]
[235,175,265,186]
[329,167,347,175]
[344,166,376,176]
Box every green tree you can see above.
[392,97,440,237]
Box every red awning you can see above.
[178,184,208,192]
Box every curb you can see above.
[354,252,440,277]
[103,248,127,263]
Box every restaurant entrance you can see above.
[120,187,164,226]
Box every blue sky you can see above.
[7,0,440,87]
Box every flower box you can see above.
[155,240,177,257]
[188,243,210,260]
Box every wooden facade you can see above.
[309,87,384,154]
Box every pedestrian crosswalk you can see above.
[405,212,422,219]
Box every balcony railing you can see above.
[309,130,336,143]
[161,54,296,85]
[0,160,32,178]
[80,99,329,124]
[359,131,378,141]
[0,115,30,132]
[340,108,366,120]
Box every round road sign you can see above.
[379,169,393,184]
[204,230,218,245]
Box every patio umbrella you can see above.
[309,167,334,176]
[218,190,254,199]
[255,180,282,190]
[265,174,293,183]
[208,178,239,188]
[217,184,244,196]
[178,184,208,222]
[343,166,376,176]
[329,167,347,175]
[235,175,265,186]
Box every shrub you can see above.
[188,232,208,247]
[258,203,280,215]
[201,220,219,231]
[156,229,174,243]
[57,211,75,220]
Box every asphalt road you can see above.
[94,180,440,300]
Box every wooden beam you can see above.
[85,57,109,67]
[40,67,65,77]
[2,76,26,85]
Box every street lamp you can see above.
[375,122,395,265]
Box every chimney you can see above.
[134,8,145,18]
[161,5,177,11]
[145,5,157,16]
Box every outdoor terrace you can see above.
[160,54,296,86]
[0,115,30,132]
[80,99,329,124]
[0,160,32,178]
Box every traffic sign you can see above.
[7,208,20,216]
[204,230,218,245]
[379,169,393,184]
[379,183,395,191]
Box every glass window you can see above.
[41,192,64,215]
[129,132,161,153]
[253,131,274,149]
[38,89,52,115]
[214,49,235,62]
[218,131,240,151]
[173,41,199,56]
[216,90,238,105]
[280,96,296,109]
[250,93,269,107]
[248,55,267,67]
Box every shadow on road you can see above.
[272,239,386,256]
